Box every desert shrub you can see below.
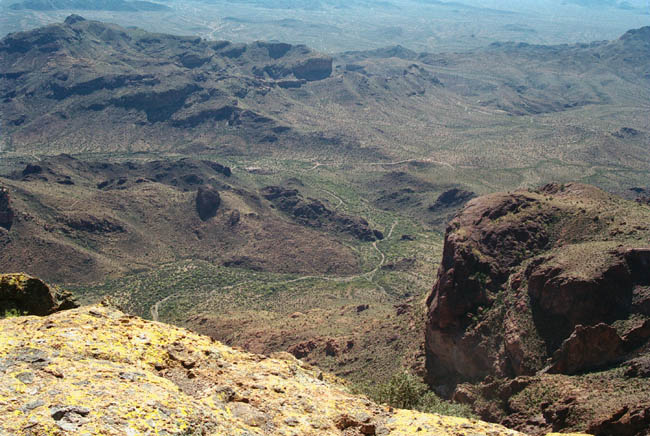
[356,371,476,419]
[1,308,26,319]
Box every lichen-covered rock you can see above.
[0,304,527,436]
[0,273,78,316]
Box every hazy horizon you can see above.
[1,0,649,53]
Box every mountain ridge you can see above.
[1,17,649,181]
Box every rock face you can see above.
[0,273,78,316]
[0,186,14,231]
[291,56,333,81]
[0,304,526,436]
[425,190,553,381]
[196,186,221,221]
[425,183,650,383]
[424,183,650,435]
[548,323,625,374]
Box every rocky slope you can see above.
[425,183,650,435]
[262,185,383,242]
[0,302,532,436]
[0,154,368,283]
[0,15,341,158]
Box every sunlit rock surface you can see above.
[0,304,528,435]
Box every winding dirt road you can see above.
[149,220,398,322]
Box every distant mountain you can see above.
[562,0,648,9]
[1,17,649,179]
[0,15,342,158]
[8,0,170,11]
[195,0,398,11]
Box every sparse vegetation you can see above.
[1,14,650,435]
[1,308,26,319]
[355,371,476,419]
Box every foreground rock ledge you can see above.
[0,273,78,316]
[0,305,530,436]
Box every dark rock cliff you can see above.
[425,183,650,435]
[425,183,650,382]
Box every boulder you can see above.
[0,273,78,316]
[625,356,650,378]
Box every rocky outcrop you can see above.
[525,249,635,350]
[196,186,221,221]
[287,340,318,359]
[63,214,125,233]
[588,404,650,436]
[612,127,641,139]
[425,191,552,381]
[425,183,650,435]
[425,183,650,380]
[262,186,382,241]
[626,356,650,378]
[0,186,14,231]
[548,324,625,374]
[291,56,333,81]
[13,154,231,191]
[429,188,475,211]
[0,304,526,436]
[0,273,78,316]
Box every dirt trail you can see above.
[150,294,175,322]
[319,189,344,210]
[149,220,399,321]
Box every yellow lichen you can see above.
[0,305,549,436]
